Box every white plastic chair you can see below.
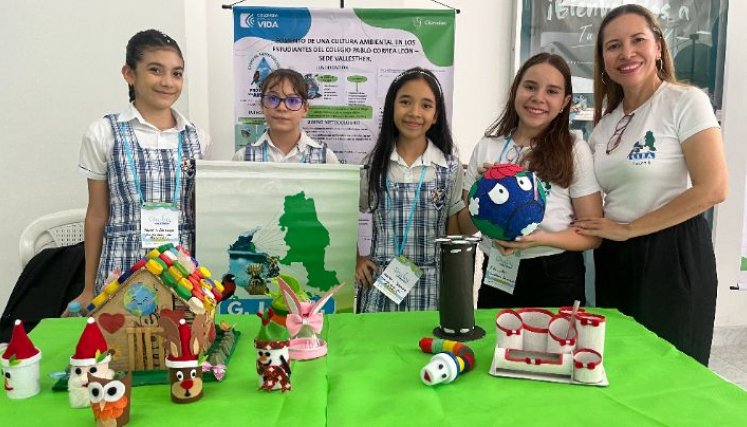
[19,208,86,267]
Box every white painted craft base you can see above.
[489,348,609,387]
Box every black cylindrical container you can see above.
[434,236,485,341]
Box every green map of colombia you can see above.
[278,191,339,291]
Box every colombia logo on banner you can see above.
[234,7,311,42]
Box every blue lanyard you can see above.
[497,134,540,201]
[122,128,183,205]
[497,134,531,164]
[498,135,513,162]
[385,166,427,257]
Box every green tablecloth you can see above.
[2,309,746,426]
[0,315,327,426]
[326,309,747,427]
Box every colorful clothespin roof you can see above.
[87,244,225,315]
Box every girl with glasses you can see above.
[75,30,211,310]
[232,69,338,164]
[574,4,727,365]
[355,67,466,312]
[458,53,603,309]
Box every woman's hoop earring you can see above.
[656,58,663,74]
[601,71,607,86]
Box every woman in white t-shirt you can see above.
[574,5,727,365]
[459,53,603,309]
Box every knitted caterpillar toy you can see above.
[418,337,475,386]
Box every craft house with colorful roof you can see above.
[88,244,225,372]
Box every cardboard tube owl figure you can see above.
[1,320,42,400]
[69,317,115,408]
[279,278,343,360]
[468,163,547,241]
[254,308,291,392]
[88,372,131,427]
[158,315,208,404]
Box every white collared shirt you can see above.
[232,130,340,163]
[78,103,211,180]
[360,140,465,216]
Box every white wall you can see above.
[712,0,747,327]
[1,0,744,327]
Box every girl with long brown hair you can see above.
[459,53,603,308]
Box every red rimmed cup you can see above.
[547,314,577,354]
[575,313,606,356]
[516,308,554,352]
[495,309,523,349]
[573,348,603,384]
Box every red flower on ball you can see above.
[484,163,524,180]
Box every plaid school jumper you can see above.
[95,114,202,293]
[244,141,327,163]
[358,155,460,312]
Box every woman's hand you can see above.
[355,255,379,288]
[573,217,632,241]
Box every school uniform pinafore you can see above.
[358,155,460,312]
[95,114,201,293]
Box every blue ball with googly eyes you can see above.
[468,163,546,241]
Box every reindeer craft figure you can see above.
[279,278,344,360]
[254,308,291,392]
[158,314,209,403]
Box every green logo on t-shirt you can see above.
[628,131,657,162]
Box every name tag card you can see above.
[484,245,520,295]
[373,255,423,305]
[140,203,180,249]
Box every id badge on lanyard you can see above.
[483,244,520,295]
[122,128,184,250]
[373,255,423,305]
[140,202,180,249]
[372,167,427,304]
[481,134,524,294]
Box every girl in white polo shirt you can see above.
[75,30,211,309]
[355,67,465,312]
[459,53,603,309]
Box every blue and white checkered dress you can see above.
[358,155,460,312]
[244,141,327,163]
[95,114,202,293]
